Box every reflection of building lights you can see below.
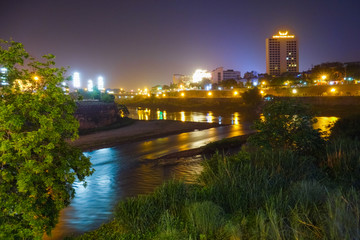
[207,91,212,96]
[292,89,297,94]
[260,90,264,94]
[206,112,213,123]
[330,88,336,93]
[181,92,185,97]
[233,91,238,96]
[232,112,239,125]
[180,111,186,122]
[163,94,166,97]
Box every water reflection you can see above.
[232,112,240,125]
[314,116,339,136]
[132,108,248,125]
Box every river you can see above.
[47,108,338,239]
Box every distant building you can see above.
[266,30,299,76]
[211,67,241,84]
[172,74,191,85]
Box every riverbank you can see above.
[72,120,221,152]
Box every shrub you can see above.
[248,99,325,157]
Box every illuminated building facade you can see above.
[211,67,241,84]
[266,30,299,76]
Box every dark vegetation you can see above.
[73,99,360,240]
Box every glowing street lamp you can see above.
[321,75,327,81]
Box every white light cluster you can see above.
[97,76,104,91]
[72,72,105,92]
[88,79,93,92]
[192,69,211,83]
[73,72,81,88]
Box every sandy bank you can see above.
[72,120,221,151]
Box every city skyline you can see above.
[1,0,360,89]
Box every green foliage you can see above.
[241,87,262,106]
[185,201,226,239]
[0,40,93,239]
[248,99,325,156]
[323,138,360,188]
[219,79,238,89]
[101,93,115,103]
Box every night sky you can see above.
[1,0,359,89]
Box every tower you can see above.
[266,30,299,76]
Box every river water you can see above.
[47,108,338,239]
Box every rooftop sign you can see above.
[272,31,295,39]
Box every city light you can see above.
[330,88,336,93]
[292,89,297,94]
[33,76,39,81]
[97,76,104,91]
[321,75,327,80]
[233,91,238,96]
[73,72,80,88]
[1,68,8,85]
[181,92,185,97]
[88,79,93,92]
[273,30,295,39]
[207,91,212,96]
[192,69,211,83]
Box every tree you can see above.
[241,87,262,106]
[0,40,93,239]
[248,99,325,156]
[219,79,237,89]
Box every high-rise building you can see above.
[266,30,299,76]
[211,67,241,84]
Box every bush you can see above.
[248,99,325,157]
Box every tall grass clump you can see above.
[324,138,360,188]
[185,201,227,239]
[198,151,275,214]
